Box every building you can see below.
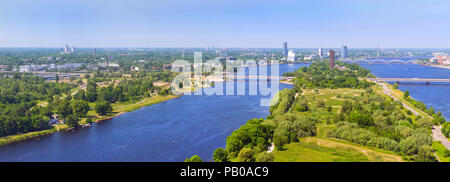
[282,42,288,57]
[64,44,69,54]
[318,48,323,57]
[287,50,296,62]
[329,49,335,69]
[377,45,380,59]
[71,46,75,53]
[341,46,348,58]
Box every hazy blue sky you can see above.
[1,0,449,48]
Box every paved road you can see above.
[374,80,450,151]
[378,82,420,116]
[432,125,450,150]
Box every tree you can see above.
[56,99,73,119]
[237,148,255,162]
[393,82,399,89]
[415,145,437,162]
[213,148,229,162]
[86,116,93,124]
[95,101,113,116]
[65,114,79,128]
[404,90,410,99]
[73,89,86,101]
[347,111,374,127]
[86,80,98,102]
[184,155,203,162]
[71,100,90,117]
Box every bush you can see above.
[256,152,274,162]
[415,145,437,162]
[237,148,255,162]
[399,138,417,155]
[347,111,374,127]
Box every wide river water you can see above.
[0,63,448,161]
[0,63,309,161]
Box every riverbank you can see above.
[421,64,450,70]
[0,94,179,147]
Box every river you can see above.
[360,63,450,121]
[0,63,448,162]
[0,63,309,162]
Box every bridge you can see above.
[228,75,294,80]
[369,78,450,85]
[342,59,417,64]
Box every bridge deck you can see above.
[370,78,450,82]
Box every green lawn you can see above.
[272,137,404,162]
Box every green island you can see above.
[191,61,450,162]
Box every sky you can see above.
[0,0,450,48]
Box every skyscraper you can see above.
[377,45,380,59]
[318,48,323,57]
[341,46,348,58]
[64,44,69,54]
[329,49,335,69]
[71,46,75,53]
[282,42,288,57]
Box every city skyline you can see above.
[1,0,450,48]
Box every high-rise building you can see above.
[341,45,348,58]
[282,42,288,57]
[318,48,323,57]
[377,45,380,59]
[329,49,335,69]
[64,44,69,53]
[287,50,296,62]
[71,46,75,53]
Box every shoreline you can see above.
[423,64,450,70]
[0,94,179,147]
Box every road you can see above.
[375,80,450,150]
[432,125,450,150]
[378,82,420,116]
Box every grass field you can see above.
[432,141,450,162]
[272,137,404,162]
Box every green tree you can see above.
[347,111,374,127]
[393,82,399,89]
[65,114,79,128]
[71,100,90,117]
[86,80,98,102]
[237,148,255,162]
[94,101,113,116]
[184,155,203,162]
[56,99,73,119]
[213,148,229,162]
[73,89,86,101]
[404,90,410,99]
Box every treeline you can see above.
[0,74,75,137]
[286,61,373,90]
